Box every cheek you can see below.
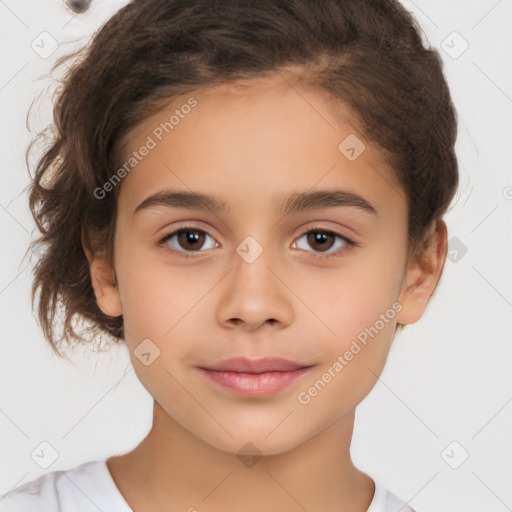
[301,250,402,372]
[310,263,401,336]
[117,249,219,340]
[303,283,398,411]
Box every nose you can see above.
[216,249,294,332]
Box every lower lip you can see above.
[197,367,315,396]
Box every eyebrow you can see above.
[133,188,378,217]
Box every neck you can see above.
[107,401,375,512]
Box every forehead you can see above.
[114,77,405,219]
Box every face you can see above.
[90,77,438,456]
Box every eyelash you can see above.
[158,225,358,260]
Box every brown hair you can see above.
[26,0,459,359]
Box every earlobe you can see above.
[396,220,448,326]
[89,258,123,318]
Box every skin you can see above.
[86,75,447,512]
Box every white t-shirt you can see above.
[0,459,416,512]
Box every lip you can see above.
[197,357,316,396]
[199,357,311,373]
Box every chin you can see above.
[197,421,308,458]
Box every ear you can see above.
[396,219,448,326]
[89,258,123,318]
[82,236,123,318]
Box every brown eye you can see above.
[292,229,355,259]
[305,231,336,253]
[160,227,216,255]
[176,229,204,251]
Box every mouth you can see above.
[199,356,313,373]
[197,357,316,396]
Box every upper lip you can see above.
[199,357,313,373]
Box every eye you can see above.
[158,226,357,260]
[292,229,356,259]
[158,226,217,257]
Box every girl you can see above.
[2,0,458,510]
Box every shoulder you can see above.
[368,479,417,512]
[0,460,113,512]
[0,467,62,511]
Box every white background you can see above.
[0,1,511,510]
